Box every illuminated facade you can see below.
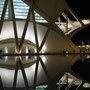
[0,0,90,90]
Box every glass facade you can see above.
[0,0,8,19]
[3,85,47,90]
[0,0,47,23]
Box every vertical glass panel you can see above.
[13,0,29,19]
[0,0,8,20]
[0,0,47,23]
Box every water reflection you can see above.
[71,58,90,81]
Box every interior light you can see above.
[86,45,89,48]
[5,47,8,53]
[41,56,46,63]
[34,56,37,59]
[87,55,90,59]
[26,47,28,61]
[34,48,37,53]
[42,45,46,51]
[82,45,85,48]
[66,51,69,56]
[5,47,8,62]
[82,41,84,45]
[78,45,81,47]
[82,59,85,62]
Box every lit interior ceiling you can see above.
[0,20,79,88]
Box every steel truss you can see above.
[0,0,51,90]
[0,0,90,90]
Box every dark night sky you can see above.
[66,0,90,44]
[66,0,90,19]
